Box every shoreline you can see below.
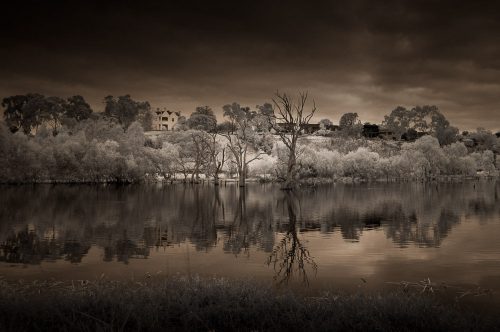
[0,174,497,185]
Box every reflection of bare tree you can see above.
[1,182,499,266]
[267,192,317,285]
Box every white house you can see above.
[152,107,181,131]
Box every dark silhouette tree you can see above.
[103,95,151,130]
[65,95,93,121]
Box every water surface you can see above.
[1,181,499,296]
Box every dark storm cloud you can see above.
[1,0,500,130]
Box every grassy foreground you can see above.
[0,276,498,332]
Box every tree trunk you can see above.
[282,153,296,190]
[239,172,245,187]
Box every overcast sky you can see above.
[1,0,499,131]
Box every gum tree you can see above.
[222,103,265,187]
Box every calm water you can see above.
[1,181,500,294]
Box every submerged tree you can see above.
[222,103,265,187]
[200,130,227,184]
[268,92,316,189]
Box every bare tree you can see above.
[269,91,316,189]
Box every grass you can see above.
[0,275,498,332]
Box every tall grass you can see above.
[0,276,497,332]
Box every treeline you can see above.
[283,136,498,181]
[1,93,499,184]
[2,93,152,135]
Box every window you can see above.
[172,118,174,122]
[162,117,168,121]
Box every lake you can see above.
[1,181,500,296]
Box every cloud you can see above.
[1,0,499,130]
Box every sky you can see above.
[1,0,500,131]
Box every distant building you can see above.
[361,124,400,140]
[362,124,379,138]
[378,128,399,140]
[152,107,181,131]
[325,124,340,131]
[273,122,327,134]
[461,138,476,148]
[301,123,321,134]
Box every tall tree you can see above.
[65,95,93,121]
[318,118,333,129]
[222,102,264,187]
[2,93,47,134]
[339,112,362,137]
[187,106,217,131]
[2,94,31,133]
[383,105,458,145]
[199,130,226,184]
[103,95,151,130]
[268,92,316,190]
[43,96,67,135]
[255,103,274,132]
[381,106,411,138]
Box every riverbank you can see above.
[0,173,497,185]
[0,276,498,332]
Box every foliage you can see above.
[2,94,94,135]
[222,102,265,186]
[103,95,151,130]
[383,105,458,145]
[0,107,498,183]
[339,112,363,137]
[0,118,154,183]
[186,106,217,131]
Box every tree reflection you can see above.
[267,192,317,285]
[1,182,499,267]
[103,230,149,264]
[0,226,90,264]
[223,187,251,255]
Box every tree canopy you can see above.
[2,94,94,135]
[187,106,217,131]
[383,105,458,145]
[104,95,151,130]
